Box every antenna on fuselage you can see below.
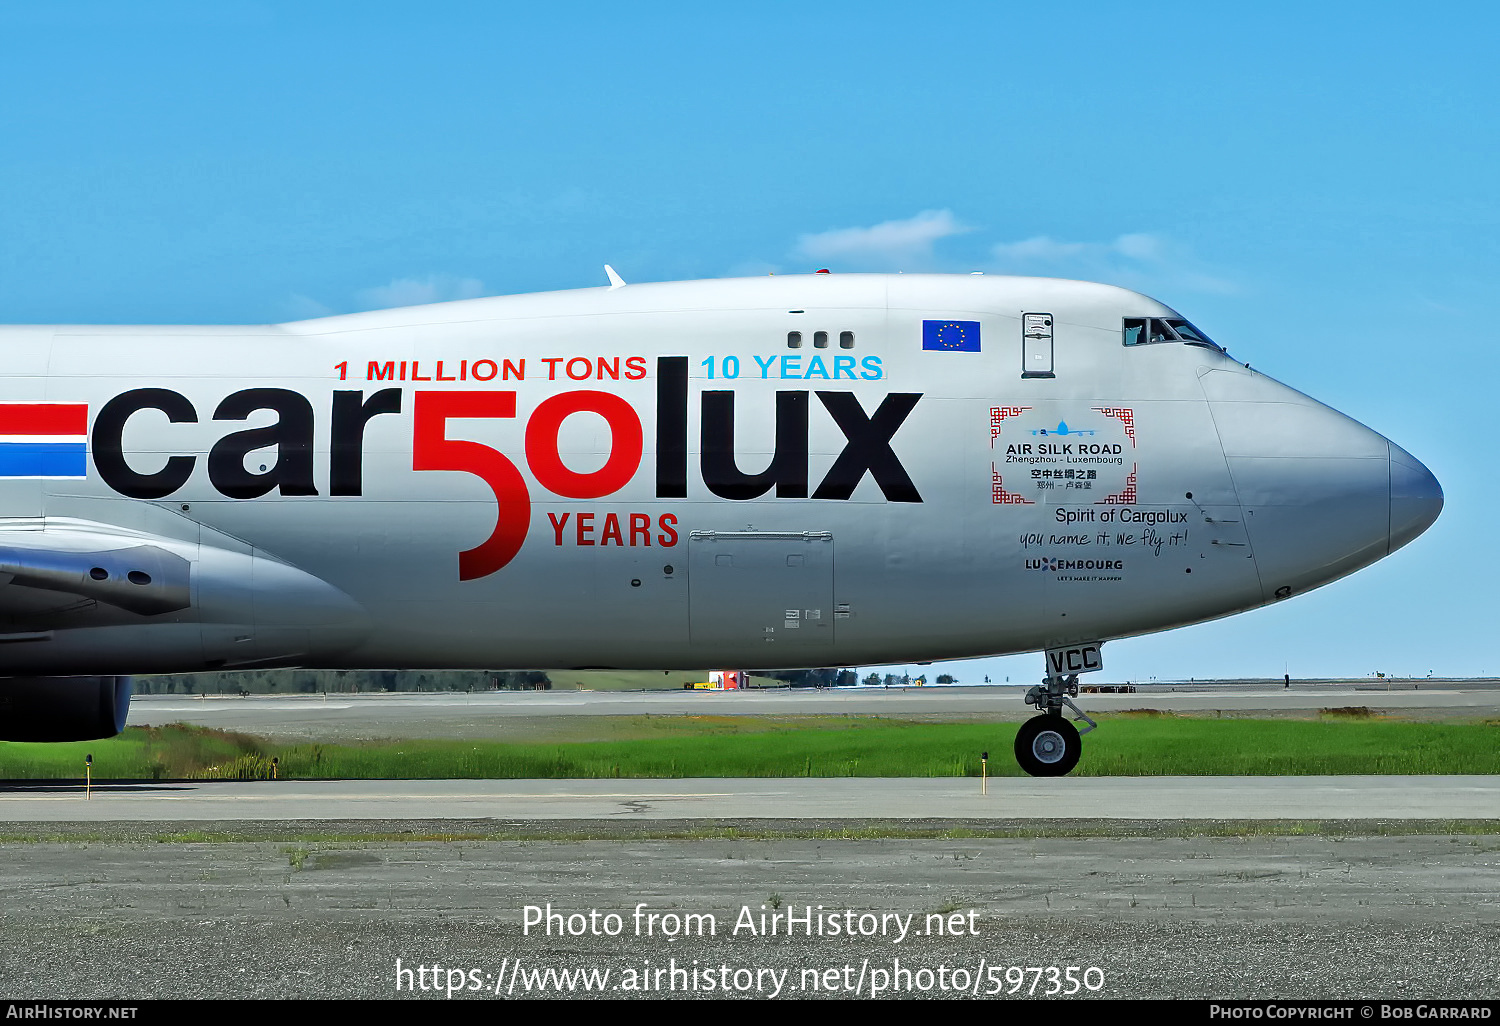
[604,265,626,289]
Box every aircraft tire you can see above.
[1014,714,1081,777]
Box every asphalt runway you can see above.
[0,835,1495,999]
[9,682,1497,1000]
[126,680,1500,741]
[4,775,1500,822]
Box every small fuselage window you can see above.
[788,328,856,349]
[1123,317,1220,350]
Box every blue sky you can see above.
[0,1,1492,681]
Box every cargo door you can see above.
[687,530,834,659]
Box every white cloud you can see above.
[989,236,1092,263]
[1112,232,1166,262]
[275,274,491,321]
[354,274,487,311]
[779,212,1234,294]
[280,293,334,320]
[795,210,970,268]
[987,232,1235,295]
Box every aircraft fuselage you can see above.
[0,274,1441,674]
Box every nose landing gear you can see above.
[1016,653,1101,777]
[1015,713,1080,777]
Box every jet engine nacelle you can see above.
[0,674,132,742]
[0,518,370,675]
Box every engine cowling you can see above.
[0,518,370,675]
[0,675,132,741]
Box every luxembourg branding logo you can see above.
[1026,557,1123,572]
[0,402,89,479]
[81,357,924,581]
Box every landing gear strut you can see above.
[1016,652,1100,777]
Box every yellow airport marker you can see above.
[84,753,92,799]
[981,751,988,795]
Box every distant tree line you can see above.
[756,670,960,688]
[751,669,959,688]
[133,669,552,695]
[858,672,957,687]
[132,666,958,695]
[752,669,857,688]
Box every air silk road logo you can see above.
[87,357,923,580]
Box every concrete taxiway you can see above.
[4,775,1498,822]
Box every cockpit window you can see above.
[1148,319,1178,344]
[1122,316,1222,351]
[1164,319,1217,346]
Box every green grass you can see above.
[2,714,1498,780]
[0,724,272,780]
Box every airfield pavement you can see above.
[123,679,1500,740]
[0,832,1495,1000]
[2,682,1497,1000]
[3,775,1500,822]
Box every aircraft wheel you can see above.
[1014,714,1081,777]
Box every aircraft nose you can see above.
[1388,441,1443,553]
[1200,366,1433,600]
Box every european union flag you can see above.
[922,319,981,352]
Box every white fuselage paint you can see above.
[0,274,1441,673]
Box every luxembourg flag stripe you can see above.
[0,403,88,435]
[0,402,89,478]
[0,442,87,478]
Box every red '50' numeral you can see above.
[413,392,531,581]
[412,390,646,580]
